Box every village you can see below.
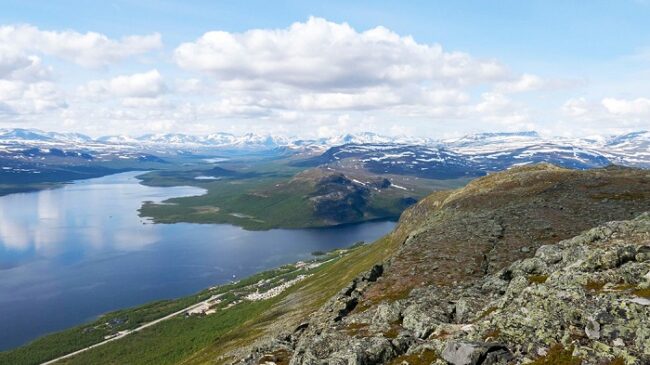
[184,257,336,317]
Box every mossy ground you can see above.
[387,348,438,365]
[530,344,582,365]
[528,275,549,284]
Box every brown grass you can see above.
[482,328,501,341]
[633,288,650,298]
[344,322,370,337]
[530,344,582,365]
[388,348,438,365]
[383,323,402,339]
[590,191,649,201]
[528,275,549,284]
[610,282,635,291]
[474,306,499,322]
[258,349,290,365]
[606,357,626,365]
[584,280,606,292]
[356,286,411,313]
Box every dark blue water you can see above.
[0,172,395,350]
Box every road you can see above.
[40,296,221,365]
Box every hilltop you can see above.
[233,164,650,365]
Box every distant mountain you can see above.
[296,143,480,179]
[442,132,613,170]
[0,128,55,142]
[294,128,628,178]
[602,130,650,167]
[444,131,541,149]
[96,135,140,144]
[0,128,648,169]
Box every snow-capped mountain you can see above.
[297,143,480,179]
[98,132,290,150]
[0,128,648,171]
[287,132,433,151]
[0,129,94,144]
[601,131,650,167]
[295,130,648,178]
[96,135,141,144]
[442,131,615,170]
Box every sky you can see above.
[0,0,649,138]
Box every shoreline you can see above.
[1,248,353,364]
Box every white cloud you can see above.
[81,70,167,98]
[558,96,650,136]
[475,92,512,113]
[0,80,66,114]
[174,17,508,90]
[121,97,172,109]
[473,92,533,128]
[495,74,545,93]
[0,24,162,68]
[562,97,591,117]
[175,78,205,94]
[0,19,615,138]
[602,97,650,116]
[0,53,52,82]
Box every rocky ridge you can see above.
[235,164,650,365]
[244,214,650,365]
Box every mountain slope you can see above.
[228,164,650,365]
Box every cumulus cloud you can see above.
[174,17,508,90]
[0,24,162,68]
[0,52,52,82]
[558,96,650,135]
[0,80,66,114]
[601,97,650,116]
[562,97,591,117]
[0,18,613,137]
[80,70,167,99]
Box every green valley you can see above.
[137,156,470,230]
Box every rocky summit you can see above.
[236,164,650,365]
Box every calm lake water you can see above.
[0,172,395,351]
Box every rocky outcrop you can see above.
[235,165,650,365]
[441,341,512,365]
[309,173,370,222]
[241,214,650,365]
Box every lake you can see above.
[0,172,395,351]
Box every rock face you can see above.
[441,341,512,365]
[309,173,371,222]
[234,165,650,365]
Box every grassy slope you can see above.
[21,230,409,365]
[180,202,436,365]
[139,176,320,230]
[0,263,311,365]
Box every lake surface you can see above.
[0,172,395,351]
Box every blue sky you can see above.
[0,0,649,137]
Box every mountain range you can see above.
[0,129,648,179]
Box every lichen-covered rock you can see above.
[441,341,512,365]
[466,213,650,364]
[237,213,650,365]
